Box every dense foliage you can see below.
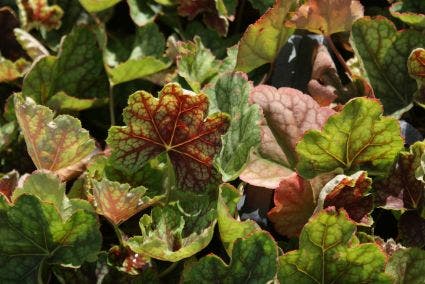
[1,0,425,283]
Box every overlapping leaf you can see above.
[0,170,18,202]
[79,0,121,12]
[296,97,404,179]
[22,26,109,112]
[127,192,217,262]
[390,0,425,29]
[351,17,425,114]
[386,248,425,284]
[14,94,96,179]
[182,231,278,283]
[315,171,374,225]
[107,83,230,190]
[236,0,296,73]
[91,179,163,225]
[374,141,425,211]
[205,72,261,181]
[278,209,392,283]
[287,0,364,35]
[399,211,425,248]
[0,173,101,283]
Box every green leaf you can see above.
[0,177,101,283]
[91,179,163,225]
[287,0,364,35]
[127,192,217,262]
[107,57,171,85]
[350,17,425,114]
[236,0,296,73]
[205,72,261,181]
[217,184,260,254]
[0,121,18,153]
[0,57,29,83]
[79,0,121,12]
[390,0,425,29]
[14,28,49,60]
[128,0,162,27]
[14,94,96,177]
[296,97,404,179]
[278,209,392,284]
[107,83,229,190]
[182,231,278,283]
[177,37,220,92]
[386,248,425,284]
[248,0,274,14]
[215,0,237,19]
[22,26,109,111]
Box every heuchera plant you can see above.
[1,0,425,283]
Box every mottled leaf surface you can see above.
[14,94,95,175]
[351,17,425,114]
[288,0,364,35]
[182,231,278,283]
[296,98,403,179]
[0,170,18,202]
[17,0,63,30]
[386,248,425,284]
[107,83,229,190]
[278,209,392,284]
[236,0,295,73]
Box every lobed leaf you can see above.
[236,0,296,73]
[17,0,64,30]
[278,209,392,284]
[296,97,404,179]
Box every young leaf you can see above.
[315,171,374,225]
[390,0,425,29]
[107,83,229,190]
[127,192,217,262]
[14,94,96,179]
[374,141,425,211]
[287,0,364,35]
[236,0,296,73]
[0,175,101,283]
[278,209,392,284]
[386,248,425,284]
[22,27,109,111]
[182,231,278,283]
[206,72,261,181]
[17,0,64,31]
[296,97,404,179]
[217,184,261,254]
[91,179,163,225]
[351,17,425,114]
[268,173,316,238]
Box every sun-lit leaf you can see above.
[0,170,18,203]
[296,97,404,179]
[386,248,425,284]
[278,209,392,284]
[91,179,163,225]
[374,141,425,211]
[22,26,109,111]
[0,173,101,283]
[14,94,96,179]
[236,0,296,73]
[398,211,425,248]
[17,0,64,30]
[217,184,261,254]
[127,192,217,262]
[351,17,425,114]
[128,0,162,27]
[390,0,425,29]
[287,0,364,35]
[14,28,49,60]
[268,173,316,238]
[0,57,29,83]
[315,171,374,225]
[205,72,261,181]
[79,0,121,12]
[107,83,229,190]
[182,231,278,283]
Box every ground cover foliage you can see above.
[0,0,425,283]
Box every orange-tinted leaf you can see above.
[287,0,364,35]
[107,83,230,190]
[268,173,315,238]
[92,179,162,225]
[17,0,64,31]
[316,171,373,225]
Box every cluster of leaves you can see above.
[1,0,425,283]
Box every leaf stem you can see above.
[109,84,116,126]
[158,262,179,279]
[325,36,352,77]
[113,223,124,247]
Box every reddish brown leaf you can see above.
[287,0,364,35]
[0,171,19,203]
[107,83,230,190]
[399,211,425,248]
[17,0,63,30]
